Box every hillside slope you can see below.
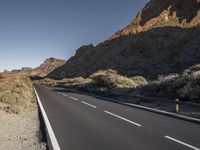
[49,0,200,80]
[1,58,66,78]
[111,0,200,39]
[30,58,66,77]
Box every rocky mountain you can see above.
[49,0,200,80]
[1,58,66,78]
[112,0,200,39]
[10,67,33,75]
[30,58,66,77]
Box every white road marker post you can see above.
[176,99,179,113]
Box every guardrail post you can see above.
[175,99,179,113]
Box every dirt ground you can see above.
[0,102,44,150]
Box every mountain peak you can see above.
[30,57,66,77]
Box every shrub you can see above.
[139,65,200,103]
[90,69,147,89]
[33,78,58,86]
[0,75,33,111]
[131,76,148,86]
[60,77,92,86]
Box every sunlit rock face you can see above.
[111,0,200,39]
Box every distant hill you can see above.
[30,58,66,77]
[1,58,66,78]
[49,0,200,80]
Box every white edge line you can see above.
[165,136,200,150]
[81,101,97,108]
[34,87,61,150]
[104,110,141,127]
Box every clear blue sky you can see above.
[0,0,148,72]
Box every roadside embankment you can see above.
[0,75,46,150]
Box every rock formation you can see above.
[49,0,200,80]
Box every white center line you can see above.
[62,93,69,97]
[165,136,200,150]
[104,110,141,127]
[81,101,97,109]
[69,96,79,101]
[57,92,69,97]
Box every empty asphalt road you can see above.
[34,84,200,150]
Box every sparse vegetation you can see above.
[130,76,148,86]
[34,69,148,95]
[33,78,58,86]
[90,69,147,89]
[0,75,34,113]
[34,66,200,104]
[138,64,200,103]
[59,77,92,87]
[0,74,3,79]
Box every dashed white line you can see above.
[58,92,79,101]
[69,96,79,101]
[165,136,200,150]
[62,93,69,97]
[57,92,69,97]
[34,87,61,150]
[104,110,141,127]
[81,101,97,109]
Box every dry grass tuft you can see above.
[0,75,34,113]
[60,77,92,86]
[33,78,58,86]
[90,69,146,89]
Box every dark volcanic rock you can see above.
[49,0,200,80]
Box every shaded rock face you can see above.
[49,0,200,80]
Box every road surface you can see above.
[34,84,200,150]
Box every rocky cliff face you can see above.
[30,58,66,77]
[49,0,200,80]
[111,0,200,39]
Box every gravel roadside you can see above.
[0,103,45,150]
